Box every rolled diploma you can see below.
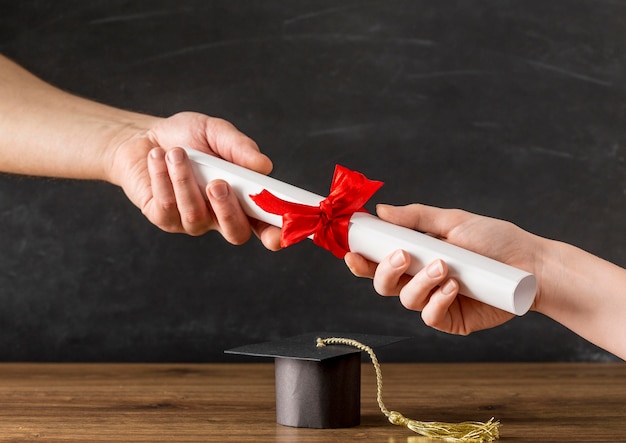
[183,147,537,315]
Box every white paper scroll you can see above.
[183,147,537,315]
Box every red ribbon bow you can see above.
[250,165,383,258]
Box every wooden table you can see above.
[0,363,624,442]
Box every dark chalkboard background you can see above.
[0,1,624,362]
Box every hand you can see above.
[107,111,281,250]
[345,203,543,335]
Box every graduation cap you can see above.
[225,332,405,429]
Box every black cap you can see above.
[225,332,405,429]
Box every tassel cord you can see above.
[316,337,390,416]
[316,337,500,443]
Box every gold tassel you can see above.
[316,337,500,443]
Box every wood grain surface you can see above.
[0,363,624,442]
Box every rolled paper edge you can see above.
[183,147,537,315]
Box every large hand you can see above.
[108,112,281,249]
[345,204,543,335]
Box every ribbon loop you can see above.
[250,165,383,258]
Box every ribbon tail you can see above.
[250,189,313,216]
[251,189,322,248]
[281,213,322,248]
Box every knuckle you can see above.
[171,174,195,188]
[399,284,430,311]
[151,217,182,234]
[183,218,212,236]
[151,167,170,181]
[400,295,425,312]
[421,312,436,328]
[207,117,232,135]
[225,230,252,246]
[181,209,209,228]
[143,206,180,234]
[373,280,395,297]
[158,198,178,213]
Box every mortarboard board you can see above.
[225,332,406,429]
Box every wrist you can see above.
[531,237,586,319]
[528,235,560,315]
[102,111,161,186]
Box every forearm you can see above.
[0,55,157,181]
[535,238,626,359]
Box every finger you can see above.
[166,147,213,235]
[251,219,282,251]
[205,118,273,174]
[398,259,449,310]
[376,203,469,239]
[420,278,459,333]
[146,147,183,232]
[344,252,378,278]
[206,179,252,245]
[372,250,413,296]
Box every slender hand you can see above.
[345,204,536,334]
[345,203,626,359]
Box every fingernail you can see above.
[150,148,164,159]
[209,182,229,200]
[426,260,444,278]
[442,279,457,295]
[167,148,185,164]
[389,250,406,268]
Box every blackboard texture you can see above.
[0,1,624,362]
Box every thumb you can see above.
[376,203,466,239]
